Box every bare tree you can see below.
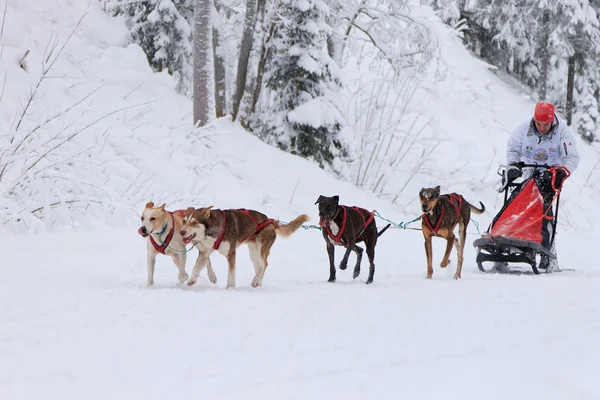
[250,0,270,114]
[538,11,550,101]
[231,0,258,121]
[566,55,576,125]
[213,0,226,118]
[193,0,212,126]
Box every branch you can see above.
[11,83,105,157]
[349,22,397,75]
[13,11,89,133]
[18,50,30,71]
[5,97,163,194]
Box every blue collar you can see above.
[156,222,168,237]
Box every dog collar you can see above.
[156,222,168,237]
[150,213,175,254]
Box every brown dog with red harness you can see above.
[138,202,217,287]
[315,195,391,284]
[180,207,310,288]
[419,186,485,279]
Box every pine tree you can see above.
[109,0,193,94]
[456,0,600,140]
[429,0,461,25]
[255,0,348,170]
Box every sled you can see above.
[473,164,565,274]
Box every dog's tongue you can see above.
[137,227,146,237]
[182,234,195,244]
[319,216,327,228]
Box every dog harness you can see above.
[150,210,186,254]
[324,206,375,243]
[213,210,227,250]
[422,193,462,236]
[212,209,275,250]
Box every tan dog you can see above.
[180,207,310,288]
[419,186,485,279]
[139,202,217,287]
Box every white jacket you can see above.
[506,115,580,173]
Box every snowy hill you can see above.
[1,1,599,399]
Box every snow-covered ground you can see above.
[2,223,599,399]
[1,0,599,399]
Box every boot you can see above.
[539,244,559,272]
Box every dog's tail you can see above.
[274,214,311,237]
[467,201,485,215]
[377,223,392,237]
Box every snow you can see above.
[287,97,343,128]
[1,0,599,399]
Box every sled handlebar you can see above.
[502,163,553,170]
[496,164,562,193]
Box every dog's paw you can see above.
[426,274,433,279]
[178,273,189,282]
[327,277,336,283]
[339,262,348,270]
[365,278,373,285]
[453,273,461,280]
[440,260,450,269]
[251,277,262,288]
[186,279,197,287]
[208,272,217,284]
[353,270,360,279]
[146,280,154,287]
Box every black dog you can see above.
[315,195,391,284]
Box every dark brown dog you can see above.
[315,195,391,284]
[419,186,485,279]
[179,207,310,288]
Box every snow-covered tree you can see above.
[108,0,193,94]
[254,0,348,171]
[429,0,461,25]
[454,0,600,140]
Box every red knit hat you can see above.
[534,102,555,122]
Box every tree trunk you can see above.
[249,0,268,115]
[193,0,212,127]
[250,41,269,115]
[231,0,258,122]
[538,11,550,101]
[251,21,275,114]
[565,55,576,125]
[213,1,226,118]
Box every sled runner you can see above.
[473,164,567,274]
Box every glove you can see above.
[506,163,523,182]
[553,166,570,189]
[509,161,526,168]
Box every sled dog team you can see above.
[139,188,485,288]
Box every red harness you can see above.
[213,210,227,250]
[324,206,375,243]
[149,210,186,254]
[213,209,275,250]
[423,193,462,236]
